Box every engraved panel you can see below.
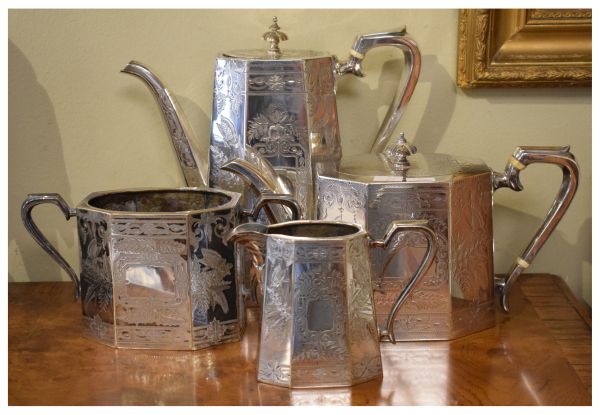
[347,237,383,383]
[449,173,494,302]
[448,172,495,337]
[257,237,294,386]
[209,58,246,190]
[78,210,114,345]
[367,184,451,338]
[317,177,367,224]
[246,98,311,214]
[189,210,240,344]
[248,73,305,93]
[111,218,191,349]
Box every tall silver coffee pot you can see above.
[210,18,421,219]
[123,17,421,219]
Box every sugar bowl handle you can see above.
[370,219,437,343]
[21,194,80,299]
[493,146,579,312]
[336,29,422,154]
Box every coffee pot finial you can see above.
[262,16,288,57]
[383,132,417,171]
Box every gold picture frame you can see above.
[457,9,591,88]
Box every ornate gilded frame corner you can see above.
[457,9,591,88]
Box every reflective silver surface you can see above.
[209,19,422,219]
[493,146,579,311]
[228,219,436,388]
[21,188,293,350]
[316,143,579,340]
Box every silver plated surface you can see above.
[228,219,435,388]
[316,142,580,341]
[21,188,298,350]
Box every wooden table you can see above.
[8,274,591,405]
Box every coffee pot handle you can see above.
[493,146,579,312]
[337,29,421,154]
[370,219,437,343]
[21,194,80,299]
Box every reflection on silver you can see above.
[291,388,351,405]
[125,266,176,296]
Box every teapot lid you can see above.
[338,134,490,183]
[222,17,331,61]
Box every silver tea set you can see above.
[22,18,579,388]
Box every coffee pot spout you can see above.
[121,61,208,188]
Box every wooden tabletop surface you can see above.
[8,273,591,406]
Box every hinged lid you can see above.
[338,134,490,183]
[221,17,331,61]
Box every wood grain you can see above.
[8,274,591,405]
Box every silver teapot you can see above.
[316,135,579,340]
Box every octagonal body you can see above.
[317,154,496,341]
[208,55,342,219]
[257,228,382,388]
[76,189,244,350]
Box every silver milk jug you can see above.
[227,220,436,388]
[210,17,421,219]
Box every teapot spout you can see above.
[121,61,208,187]
[222,147,301,222]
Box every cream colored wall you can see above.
[8,9,591,306]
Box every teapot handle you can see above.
[21,194,80,299]
[493,146,579,312]
[336,29,421,154]
[369,219,437,343]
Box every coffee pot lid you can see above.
[222,17,331,61]
[338,133,490,183]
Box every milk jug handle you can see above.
[369,219,437,343]
[21,194,80,299]
[493,146,579,312]
[336,29,422,154]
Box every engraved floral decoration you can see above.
[258,359,291,384]
[317,180,364,222]
[192,210,233,246]
[78,214,112,315]
[347,238,378,342]
[293,264,346,362]
[248,104,301,145]
[191,248,233,316]
[214,59,245,117]
[262,237,294,340]
[204,317,226,344]
[450,176,493,301]
[210,116,243,188]
[265,75,285,90]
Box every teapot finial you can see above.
[383,133,417,171]
[262,16,288,57]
